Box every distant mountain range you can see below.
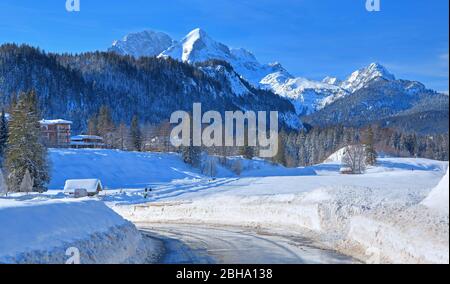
[0,28,447,135]
[110,28,349,115]
[108,28,449,134]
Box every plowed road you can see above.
[140,224,356,264]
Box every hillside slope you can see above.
[0,44,300,131]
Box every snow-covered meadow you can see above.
[1,148,448,263]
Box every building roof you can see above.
[40,119,73,125]
[63,179,103,193]
[71,135,104,141]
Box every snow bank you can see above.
[340,167,448,263]
[422,167,449,214]
[115,194,326,232]
[116,185,425,232]
[346,207,449,264]
[0,199,159,264]
[115,181,449,263]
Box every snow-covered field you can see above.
[48,149,204,189]
[68,149,446,264]
[1,148,448,263]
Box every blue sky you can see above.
[0,0,448,91]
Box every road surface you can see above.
[140,224,357,264]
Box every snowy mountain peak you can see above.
[107,30,418,118]
[186,28,209,40]
[160,28,232,64]
[109,30,175,58]
[341,62,395,93]
[366,62,395,79]
[322,76,342,86]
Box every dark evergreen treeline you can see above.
[0,44,298,132]
[280,125,449,167]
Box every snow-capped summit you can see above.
[260,72,348,115]
[157,28,351,114]
[160,28,232,63]
[340,63,395,93]
[107,30,417,117]
[109,30,175,58]
[322,76,342,86]
[159,28,275,85]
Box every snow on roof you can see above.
[40,119,73,125]
[70,141,106,146]
[71,135,104,141]
[64,179,103,194]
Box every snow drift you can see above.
[0,199,159,264]
[346,207,449,264]
[422,167,449,214]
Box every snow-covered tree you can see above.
[5,91,50,192]
[0,170,7,196]
[19,169,33,194]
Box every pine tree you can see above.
[5,91,50,192]
[273,131,287,166]
[240,125,254,160]
[364,125,377,166]
[0,109,9,166]
[130,115,142,151]
[180,114,201,167]
[182,145,202,167]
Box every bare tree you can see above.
[202,156,218,178]
[114,122,129,151]
[341,145,367,174]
